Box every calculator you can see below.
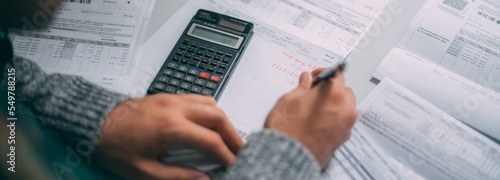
[147,9,254,100]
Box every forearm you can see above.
[2,57,129,155]
[221,130,321,180]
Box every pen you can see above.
[312,62,346,86]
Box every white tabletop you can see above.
[144,0,428,103]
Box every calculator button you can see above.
[216,70,224,74]
[204,53,213,58]
[167,62,177,69]
[189,61,198,67]
[199,46,207,50]
[216,50,224,55]
[180,82,191,89]
[173,72,184,79]
[181,59,189,64]
[210,75,220,83]
[193,56,202,61]
[184,75,195,82]
[176,89,187,94]
[173,56,182,61]
[165,86,176,93]
[169,79,180,86]
[158,76,169,83]
[208,48,216,53]
[199,72,210,79]
[179,45,188,50]
[154,83,165,90]
[182,39,190,45]
[175,51,184,56]
[188,48,195,53]
[225,53,233,58]
[191,85,202,93]
[196,50,204,55]
[219,64,227,69]
[163,69,174,76]
[207,67,215,72]
[195,78,206,86]
[190,44,199,48]
[210,61,219,66]
[188,68,199,75]
[184,53,193,59]
[206,82,217,89]
[199,64,208,70]
[201,58,209,64]
[177,65,188,72]
[222,58,230,63]
[214,55,222,61]
[201,89,213,96]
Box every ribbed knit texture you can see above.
[221,130,321,180]
[3,57,129,157]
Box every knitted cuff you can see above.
[10,58,130,155]
[222,130,321,180]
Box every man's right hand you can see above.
[264,69,357,169]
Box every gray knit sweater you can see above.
[4,52,321,179]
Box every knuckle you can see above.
[205,96,217,105]
[344,130,352,142]
[212,108,227,123]
[281,93,291,100]
[350,109,358,122]
[345,87,354,94]
[207,135,225,148]
[280,93,294,102]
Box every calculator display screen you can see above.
[191,26,239,47]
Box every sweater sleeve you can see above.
[221,130,321,180]
[3,57,129,154]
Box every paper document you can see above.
[9,0,155,92]
[321,123,416,180]
[351,78,500,179]
[372,0,500,140]
[136,0,389,173]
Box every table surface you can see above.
[144,0,428,103]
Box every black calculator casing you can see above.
[147,9,254,100]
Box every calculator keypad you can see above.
[149,38,235,97]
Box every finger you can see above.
[344,87,356,108]
[178,94,217,105]
[343,87,358,125]
[327,73,346,104]
[138,160,209,180]
[178,122,237,166]
[184,105,244,153]
[311,68,328,77]
[293,72,312,93]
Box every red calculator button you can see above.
[210,75,220,82]
[199,72,210,79]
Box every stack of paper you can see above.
[10,0,155,92]
[372,0,500,141]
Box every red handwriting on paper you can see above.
[271,51,318,87]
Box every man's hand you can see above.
[94,94,243,180]
[265,69,357,169]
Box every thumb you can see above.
[296,72,312,91]
[140,160,210,180]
